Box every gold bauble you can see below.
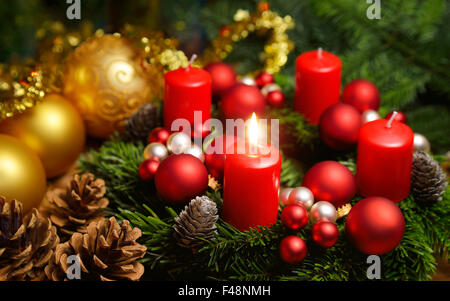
[0,93,85,178]
[0,134,47,213]
[62,34,154,138]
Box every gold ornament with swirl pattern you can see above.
[63,34,156,138]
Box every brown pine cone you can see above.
[45,173,109,241]
[0,197,59,281]
[45,217,147,281]
[123,103,159,142]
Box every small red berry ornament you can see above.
[255,72,274,87]
[319,103,362,150]
[279,236,307,264]
[148,127,170,144]
[266,90,285,108]
[221,84,265,120]
[139,159,160,181]
[342,79,380,113]
[204,62,237,95]
[281,204,308,231]
[385,111,407,124]
[311,221,339,248]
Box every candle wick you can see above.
[386,111,398,128]
[318,47,323,59]
[187,54,198,70]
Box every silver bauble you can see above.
[184,144,205,162]
[261,83,281,97]
[413,133,430,152]
[279,187,293,206]
[310,201,337,223]
[143,142,168,161]
[167,132,192,154]
[288,187,314,210]
[240,76,257,86]
[361,110,381,124]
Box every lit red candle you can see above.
[164,56,211,130]
[222,114,281,231]
[294,48,341,124]
[356,112,414,202]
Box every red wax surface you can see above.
[356,119,414,202]
[222,142,281,231]
[294,50,342,124]
[164,66,211,129]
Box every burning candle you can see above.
[164,55,211,131]
[222,113,281,231]
[294,48,341,124]
[356,112,414,202]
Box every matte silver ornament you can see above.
[143,142,168,161]
[167,132,192,154]
[240,76,257,86]
[261,83,281,97]
[279,187,293,206]
[361,110,381,124]
[185,144,205,162]
[413,133,430,153]
[287,187,314,209]
[310,201,337,223]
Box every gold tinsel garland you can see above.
[0,3,294,119]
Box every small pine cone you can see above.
[45,217,147,281]
[123,103,158,142]
[44,173,109,241]
[0,197,59,281]
[173,196,218,251]
[411,151,448,203]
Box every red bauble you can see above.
[154,154,208,205]
[385,111,407,124]
[281,204,308,231]
[345,196,405,255]
[279,236,307,264]
[204,135,237,180]
[312,221,339,248]
[221,84,265,120]
[302,161,356,208]
[139,159,160,181]
[148,127,171,144]
[342,79,380,113]
[191,121,211,139]
[319,103,362,150]
[204,62,237,95]
[266,90,285,108]
[255,72,274,87]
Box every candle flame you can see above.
[248,113,258,152]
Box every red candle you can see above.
[294,48,341,124]
[356,113,414,202]
[222,115,281,230]
[164,61,211,130]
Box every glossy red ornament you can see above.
[342,79,380,113]
[312,221,339,248]
[319,103,362,150]
[204,62,237,95]
[138,159,160,181]
[279,236,307,264]
[204,135,237,180]
[385,111,407,124]
[255,72,274,87]
[154,154,208,205]
[281,204,308,231]
[148,127,170,144]
[221,84,265,120]
[302,161,356,208]
[345,196,405,255]
[266,90,285,108]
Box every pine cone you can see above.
[45,217,147,281]
[45,173,109,241]
[173,196,218,251]
[0,197,59,281]
[411,151,448,203]
[123,103,158,142]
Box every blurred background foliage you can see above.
[0,0,448,153]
